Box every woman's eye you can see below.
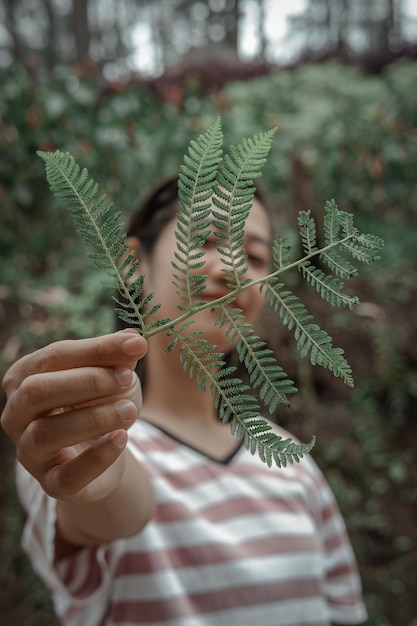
[247,253,268,268]
[201,238,269,269]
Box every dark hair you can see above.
[119,173,273,390]
[126,173,181,255]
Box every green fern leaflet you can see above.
[37,117,383,468]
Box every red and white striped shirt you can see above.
[17,419,367,626]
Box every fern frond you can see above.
[265,280,354,386]
[172,118,224,309]
[299,260,359,309]
[342,232,384,264]
[337,208,356,237]
[271,238,293,272]
[298,210,318,254]
[323,199,342,244]
[211,129,276,290]
[320,249,359,279]
[320,200,359,278]
[334,209,383,263]
[169,322,314,467]
[214,304,297,412]
[37,150,157,335]
[298,209,359,307]
[38,122,384,471]
[232,417,316,468]
[298,200,358,280]
[230,413,315,468]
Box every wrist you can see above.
[55,448,154,551]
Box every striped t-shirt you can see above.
[17,419,367,626]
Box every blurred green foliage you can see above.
[1,60,417,625]
[2,61,417,292]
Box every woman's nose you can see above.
[205,246,235,283]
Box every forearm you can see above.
[55,448,155,557]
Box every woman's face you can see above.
[137,197,272,350]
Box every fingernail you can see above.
[115,399,137,422]
[122,335,145,356]
[115,368,133,387]
[110,430,127,449]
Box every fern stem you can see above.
[144,231,358,339]
[250,231,359,291]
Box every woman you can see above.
[1,175,367,625]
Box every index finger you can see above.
[2,329,147,395]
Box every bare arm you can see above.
[55,447,155,559]
[1,330,155,559]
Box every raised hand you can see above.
[1,329,147,503]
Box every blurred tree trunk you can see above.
[387,0,403,44]
[4,0,23,64]
[220,0,241,52]
[159,0,243,63]
[1,0,410,77]
[335,0,349,53]
[152,0,178,70]
[289,0,406,60]
[44,0,58,72]
[257,0,267,60]
[72,0,91,64]
[358,0,399,53]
